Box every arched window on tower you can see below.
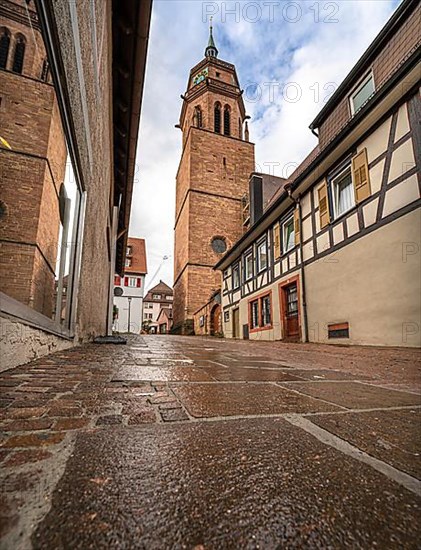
[214,102,221,134]
[12,35,26,74]
[40,58,50,82]
[194,106,203,128]
[0,28,10,70]
[224,105,231,136]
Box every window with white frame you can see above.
[128,277,137,288]
[257,240,267,272]
[166,295,173,301]
[153,294,161,299]
[261,295,271,326]
[125,258,131,267]
[250,300,259,329]
[232,264,240,289]
[350,73,375,115]
[244,253,253,281]
[331,164,355,219]
[282,216,295,253]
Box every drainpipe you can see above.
[107,206,119,336]
[285,186,309,343]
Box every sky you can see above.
[129,0,402,291]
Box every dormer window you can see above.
[350,73,375,115]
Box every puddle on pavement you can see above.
[202,366,302,382]
[112,366,213,382]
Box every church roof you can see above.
[205,19,218,58]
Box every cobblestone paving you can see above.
[1,335,420,549]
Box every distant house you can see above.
[113,238,147,333]
[157,307,173,334]
[143,280,173,334]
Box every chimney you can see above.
[249,174,263,225]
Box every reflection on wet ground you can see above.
[1,335,420,548]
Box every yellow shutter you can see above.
[273,224,281,260]
[352,148,371,203]
[294,208,300,246]
[318,181,330,229]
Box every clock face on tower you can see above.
[193,67,208,86]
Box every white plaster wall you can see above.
[0,317,73,372]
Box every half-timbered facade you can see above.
[216,0,420,348]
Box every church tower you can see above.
[173,22,255,333]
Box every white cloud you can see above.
[129,0,401,290]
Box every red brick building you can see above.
[173,23,255,333]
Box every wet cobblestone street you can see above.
[1,335,420,549]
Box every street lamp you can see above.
[127,296,132,334]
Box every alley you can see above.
[1,336,420,549]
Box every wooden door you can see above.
[232,308,240,338]
[210,304,221,335]
[283,283,299,340]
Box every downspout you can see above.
[107,206,119,336]
[297,197,309,343]
[286,187,309,343]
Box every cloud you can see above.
[129,0,401,289]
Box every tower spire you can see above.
[205,16,218,58]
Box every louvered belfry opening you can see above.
[12,36,25,73]
[224,105,230,136]
[195,106,203,128]
[214,102,221,133]
[0,28,10,69]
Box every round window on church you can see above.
[211,237,227,254]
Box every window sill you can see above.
[250,324,273,333]
[332,203,357,223]
[0,292,74,340]
[281,245,297,256]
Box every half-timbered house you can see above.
[215,0,420,347]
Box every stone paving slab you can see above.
[310,408,421,479]
[32,419,421,549]
[279,381,421,409]
[173,383,341,417]
[112,365,214,382]
[202,366,302,382]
